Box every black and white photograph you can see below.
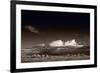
[21,10,90,63]
[11,1,97,72]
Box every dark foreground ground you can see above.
[22,55,89,63]
[21,46,90,63]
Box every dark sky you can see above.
[21,10,90,47]
[21,10,90,33]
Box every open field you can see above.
[22,55,89,63]
[21,46,90,63]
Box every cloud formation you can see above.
[25,25,39,33]
[64,39,77,46]
[49,39,84,47]
[49,40,63,47]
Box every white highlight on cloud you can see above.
[25,25,39,33]
[49,39,84,47]
[64,39,84,47]
[49,40,63,47]
[64,39,77,46]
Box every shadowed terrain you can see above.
[21,46,90,63]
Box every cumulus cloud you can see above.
[64,39,84,47]
[49,39,84,47]
[25,25,39,33]
[49,40,63,47]
[64,39,77,46]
